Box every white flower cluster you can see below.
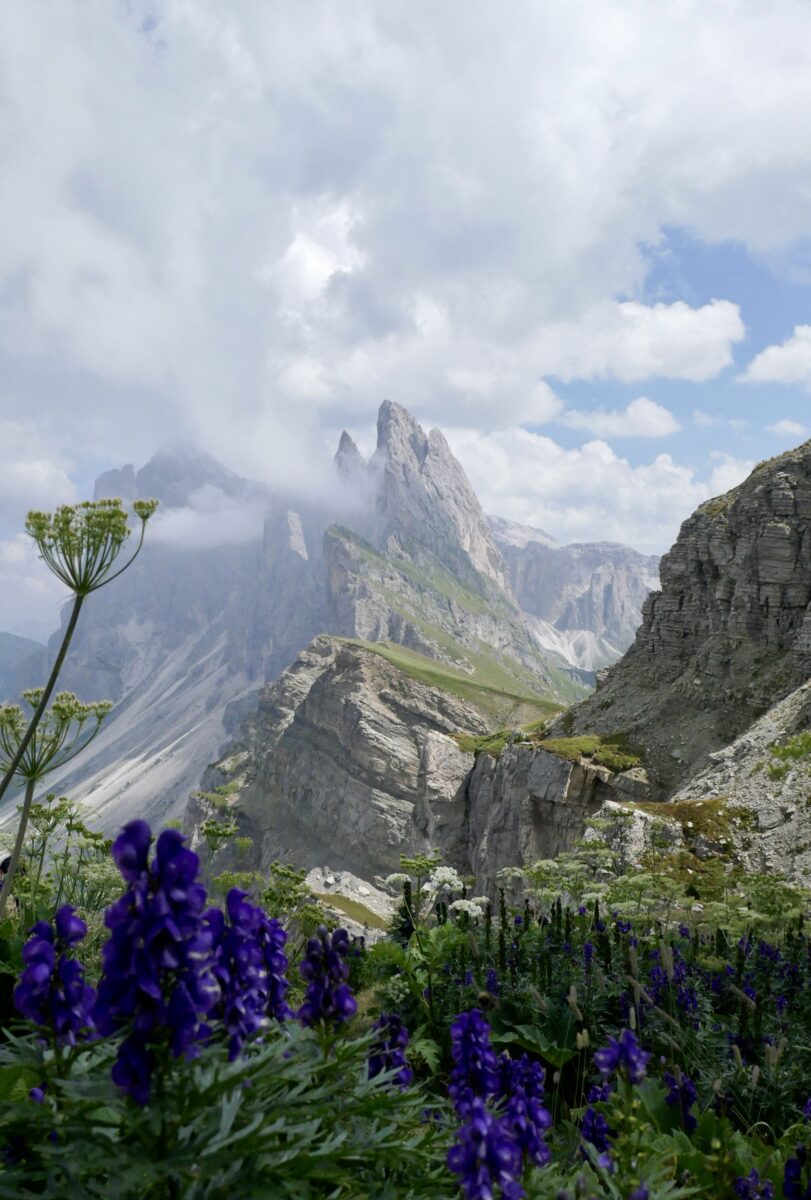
[383,974,410,1004]
[429,866,463,892]
[469,895,490,906]
[384,873,409,888]
[449,898,485,919]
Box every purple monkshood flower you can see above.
[485,968,500,995]
[297,926,357,1027]
[14,906,95,1045]
[783,1147,811,1200]
[594,1028,651,1084]
[583,941,595,970]
[93,821,221,1104]
[734,1169,774,1199]
[803,1097,811,1121]
[448,1009,500,1111]
[448,1096,525,1200]
[498,1054,551,1167]
[209,889,275,1060]
[664,1069,698,1133]
[581,1105,612,1154]
[368,1011,413,1089]
[259,912,291,1021]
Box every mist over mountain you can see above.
[0,401,658,834]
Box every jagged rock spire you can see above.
[333,431,366,482]
[371,400,508,590]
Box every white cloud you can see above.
[534,301,744,383]
[446,426,754,554]
[0,418,77,525]
[149,486,267,549]
[0,534,70,638]
[561,397,679,438]
[0,0,809,474]
[741,327,811,387]
[693,409,748,431]
[767,418,808,439]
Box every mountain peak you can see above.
[370,401,508,590]
[334,431,366,482]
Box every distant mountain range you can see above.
[0,402,658,832]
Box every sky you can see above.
[3,1,811,636]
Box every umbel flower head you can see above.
[297,926,357,1027]
[93,821,220,1104]
[13,905,95,1045]
[26,498,158,597]
[0,691,112,783]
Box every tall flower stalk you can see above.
[0,499,157,919]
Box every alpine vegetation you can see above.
[1,818,811,1197]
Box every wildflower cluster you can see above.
[368,1011,413,1088]
[13,905,94,1045]
[93,821,220,1103]
[297,925,357,1026]
[447,1008,551,1198]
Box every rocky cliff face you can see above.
[187,635,647,899]
[490,517,660,668]
[186,637,491,881]
[559,441,811,794]
[372,401,510,591]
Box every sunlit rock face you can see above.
[559,439,811,794]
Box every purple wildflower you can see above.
[583,941,594,970]
[734,1169,774,1199]
[13,906,95,1045]
[258,912,291,1020]
[93,822,220,1104]
[783,1147,811,1200]
[369,1011,413,1088]
[485,968,500,995]
[297,926,357,1027]
[448,1009,500,1111]
[447,1096,524,1200]
[593,1028,651,1084]
[498,1054,551,1166]
[803,1097,811,1121]
[664,1069,698,1133]
[581,1105,611,1154]
[209,889,272,1060]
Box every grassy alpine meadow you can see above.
[1,813,811,1198]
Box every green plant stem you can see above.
[0,778,36,922]
[0,594,84,923]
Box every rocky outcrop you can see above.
[186,637,492,880]
[560,441,811,793]
[668,678,811,882]
[187,636,649,898]
[464,746,629,894]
